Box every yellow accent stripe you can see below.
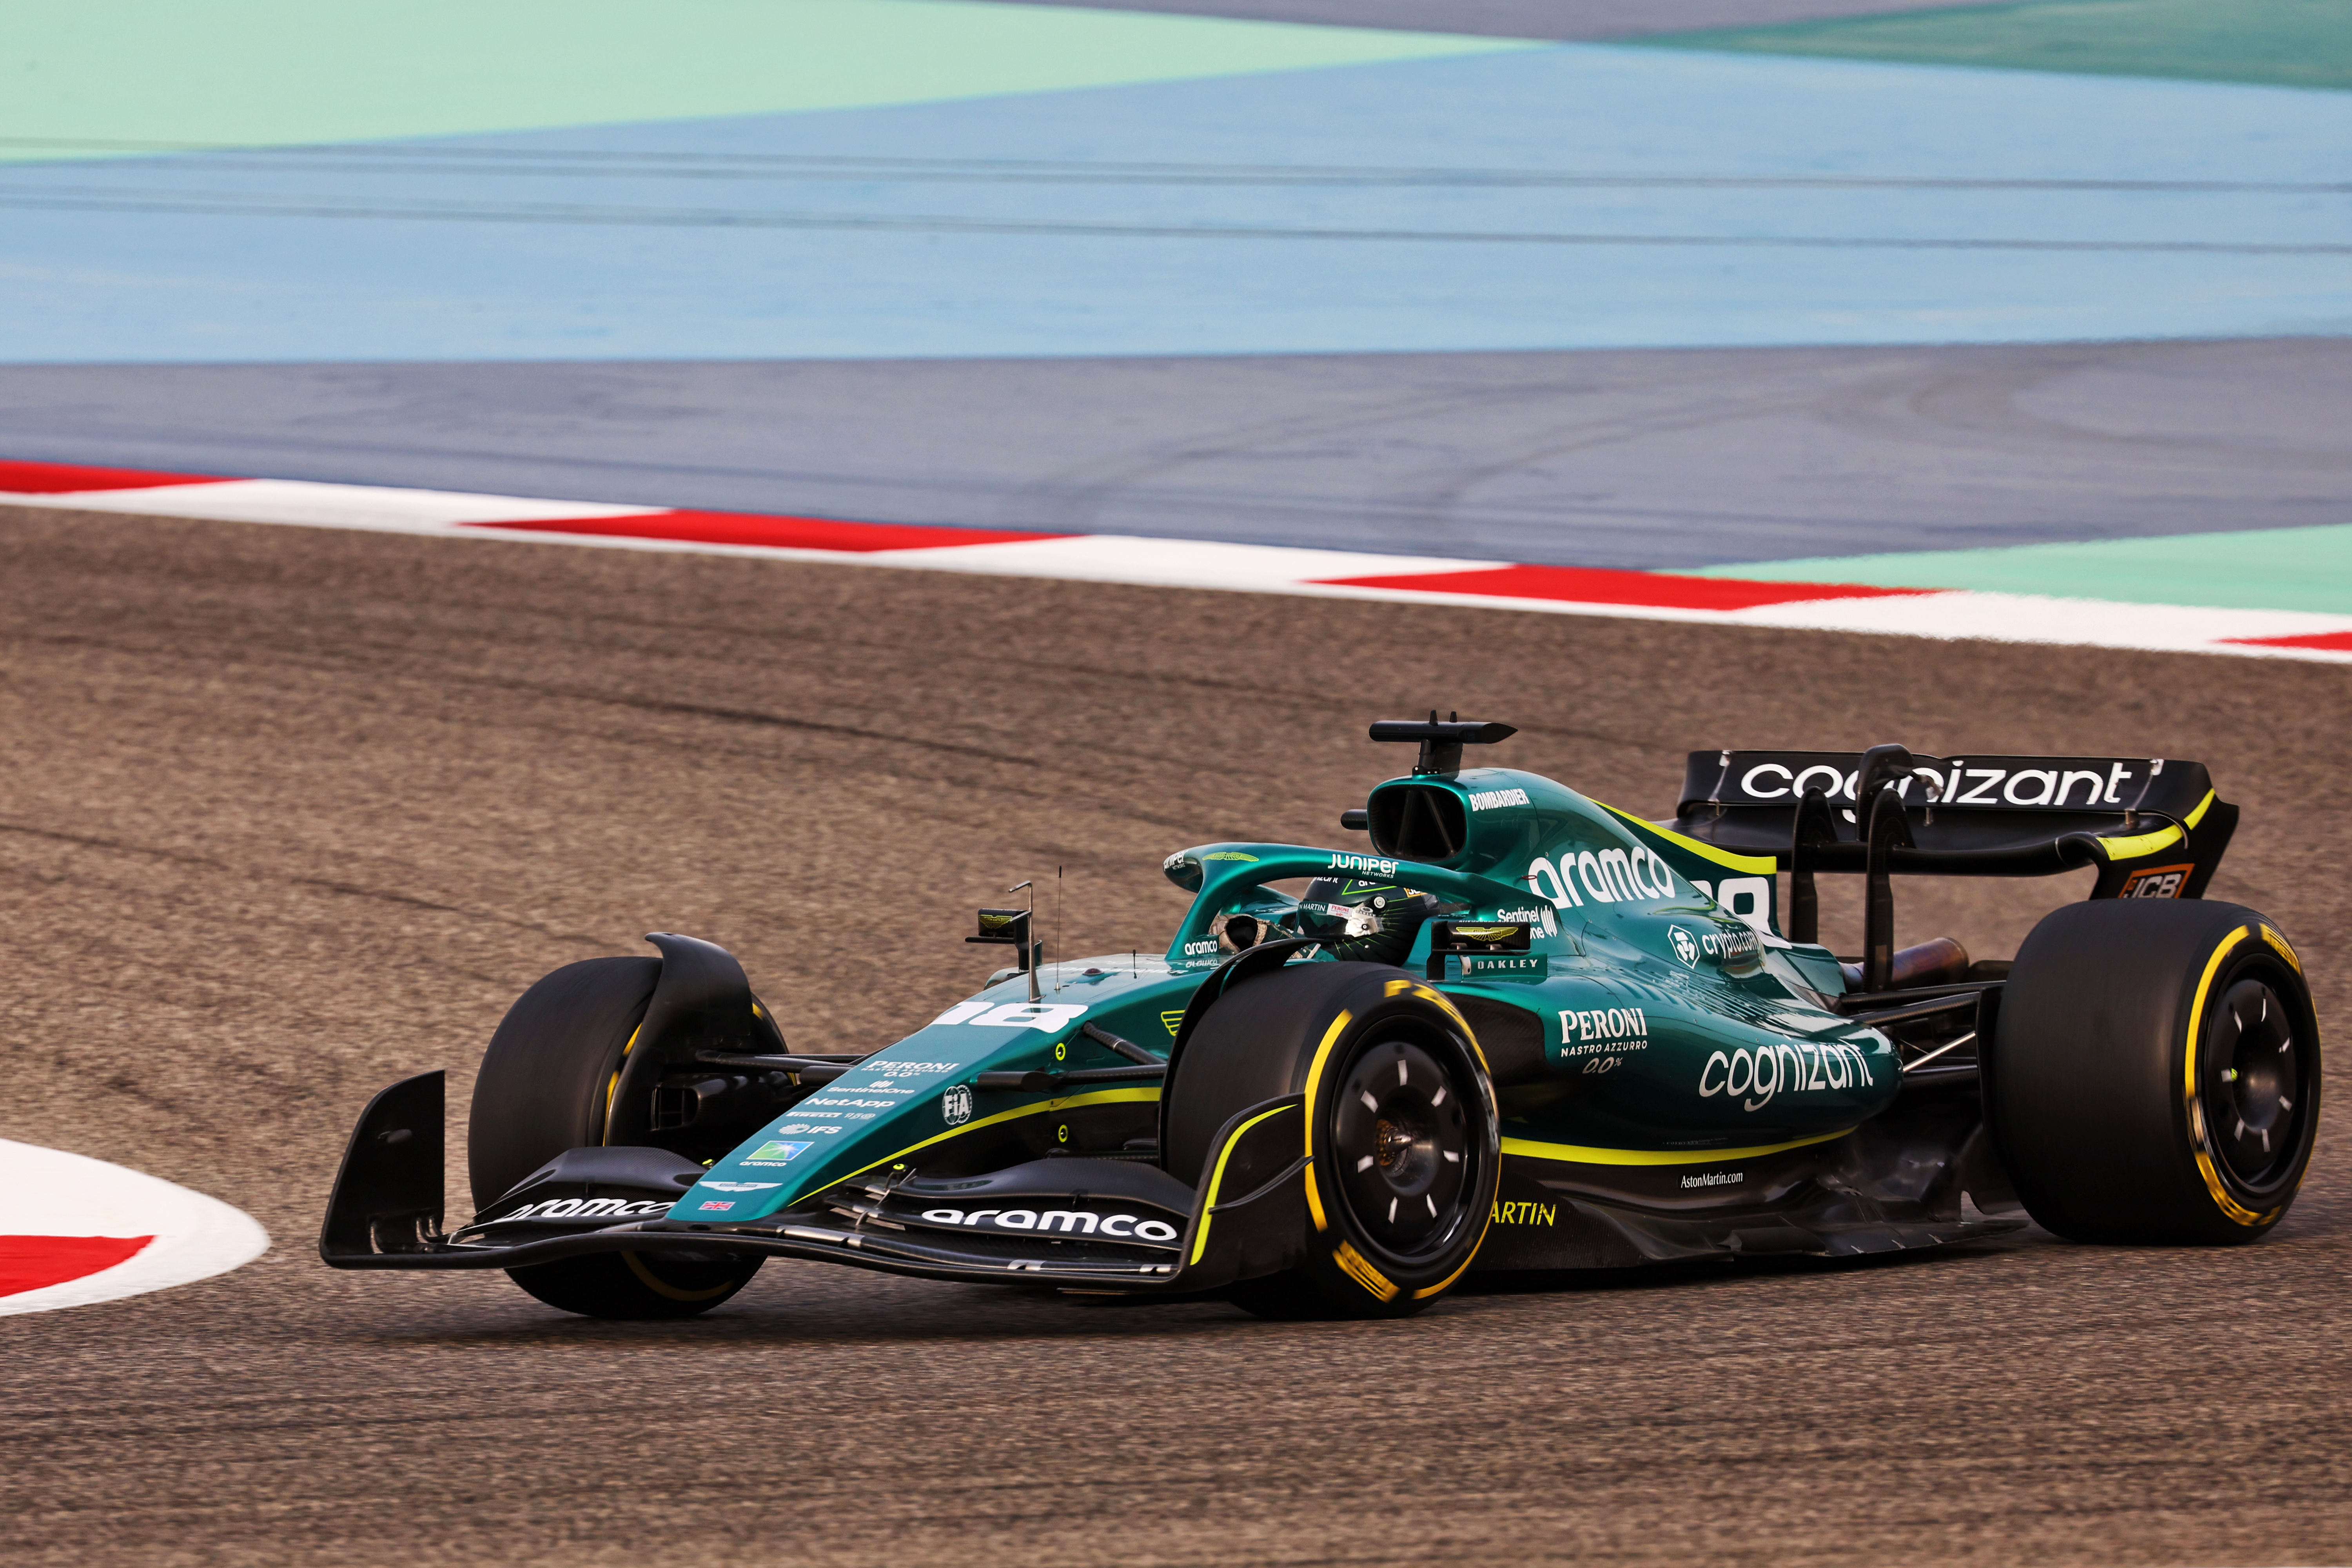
[2261,924,2303,976]
[1598,802,1779,876]
[2182,928,2275,1229]
[2099,823,2184,860]
[802,1087,1162,1200]
[1501,1128,1852,1166]
[2092,788,2218,862]
[1189,1103,1299,1264]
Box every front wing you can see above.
[319,1072,1310,1293]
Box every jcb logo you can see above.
[2121,864,2192,899]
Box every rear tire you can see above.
[469,956,762,1318]
[1165,962,1499,1319]
[1992,900,2320,1245]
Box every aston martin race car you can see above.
[322,718,2321,1319]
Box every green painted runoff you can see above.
[1641,0,2352,93]
[0,0,1524,162]
[1689,523,2352,614]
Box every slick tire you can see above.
[1165,962,1499,1319]
[469,956,762,1319]
[1991,900,2320,1245]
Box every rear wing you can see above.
[1665,748,2236,985]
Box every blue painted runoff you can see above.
[2,45,2348,362]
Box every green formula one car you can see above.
[323,719,2321,1319]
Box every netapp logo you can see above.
[917,1207,1181,1244]
[1467,787,1531,812]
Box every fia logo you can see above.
[942,1084,974,1127]
[1670,926,1700,968]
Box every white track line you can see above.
[12,478,665,530]
[9,474,2352,663]
[0,1140,270,1316]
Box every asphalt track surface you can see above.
[3,504,2349,1566]
[6,338,2347,568]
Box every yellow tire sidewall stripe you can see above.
[2183,927,2278,1228]
[621,1249,739,1302]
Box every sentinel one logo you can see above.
[1467,787,1531,812]
[1700,1040,1876,1112]
[1525,844,1677,911]
[1491,904,1558,938]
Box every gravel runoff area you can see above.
[1,503,2346,1567]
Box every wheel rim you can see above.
[1331,1035,1475,1261]
[2201,975,2307,1191]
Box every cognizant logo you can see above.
[1699,1040,1875,1112]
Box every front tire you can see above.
[470,956,762,1319]
[1992,900,2321,1245]
[1165,962,1499,1319]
